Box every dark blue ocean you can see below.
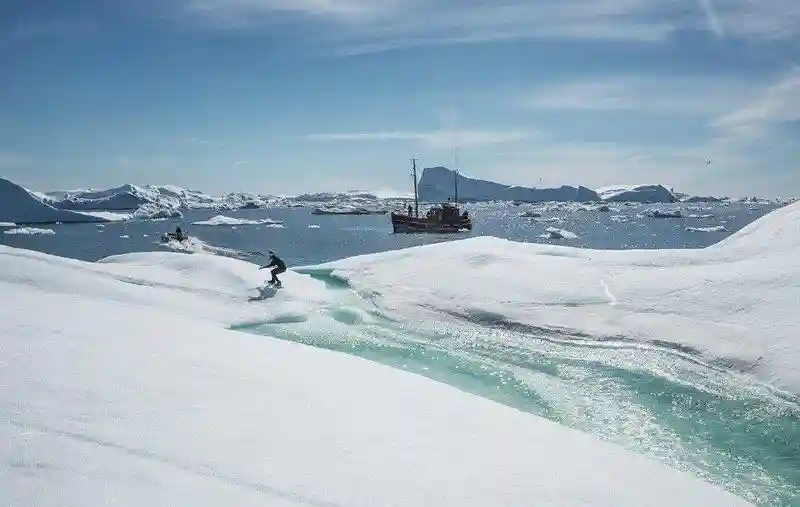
[0,201,783,267]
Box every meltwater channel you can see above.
[232,268,800,507]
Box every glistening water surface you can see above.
[233,270,800,507]
[0,201,782,266]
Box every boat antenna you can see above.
[411,157,419,218]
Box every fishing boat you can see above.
[390,158,472,233]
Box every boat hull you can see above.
[390,212,472,234]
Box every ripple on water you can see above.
[231,301,800,506]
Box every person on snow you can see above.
[260,250,286,287]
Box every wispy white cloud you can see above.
[714,0,800,40]
[523,76,756,116]
[306,129,538,148]
[698,0,723,37]
[174,0,798,52]
[712,67,800,141]
[479,139,768,197]
[182,0,400,27]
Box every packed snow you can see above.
[418,166,600,202]
[192,215,283,226]
[317,202,800,395]
[157,236,262,259]
[3,227,55,236]
[0,178,107,224]
[597,184,677,203]
[0,242,754,506]
[0,222,16,227]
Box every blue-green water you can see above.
[231,267,800,507]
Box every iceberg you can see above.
[541,226,579,239]
[0,244,753,506]
[686,225,726,232]
[192,215,283,226]
[52,184,154,210]
[317,201,800,395]
[44,183,264,212]
[0,177,107,224]
[131,203,183,220]
[596,184,677,203]
[682,195,727,203]
[648,209,683,218]
[418,166,600,202]
[3,227,56,236]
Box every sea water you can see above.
[0,201,782,266]
[3,199,798,506]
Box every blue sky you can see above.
[1,0,798,197]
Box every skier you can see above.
[259,250,286,288]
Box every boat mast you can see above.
[411,158,419,218]
[453,146,459,206]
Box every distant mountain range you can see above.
[417,166,677,203]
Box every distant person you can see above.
[408,204,413,216]
[175,227,184,241]
[260,251,286,288]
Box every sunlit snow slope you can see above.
[4,202,800,506]
[318,201,800,396]
[0,252,757,505]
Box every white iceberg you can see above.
[44,183,264,212]
[131,203,183,220]
[192,215,283,226]
[52,184,154,210]
[648,209,683,218]
[597,184,677,203]
[686,226,726,232]
[541,227,579,239]
[418,166,599,202]
[79,211,132,221]
[317,201,800,395]
[682,195,727,203]
[0,244,753,506]
[0,177,107,224]
[3,227,55,236]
